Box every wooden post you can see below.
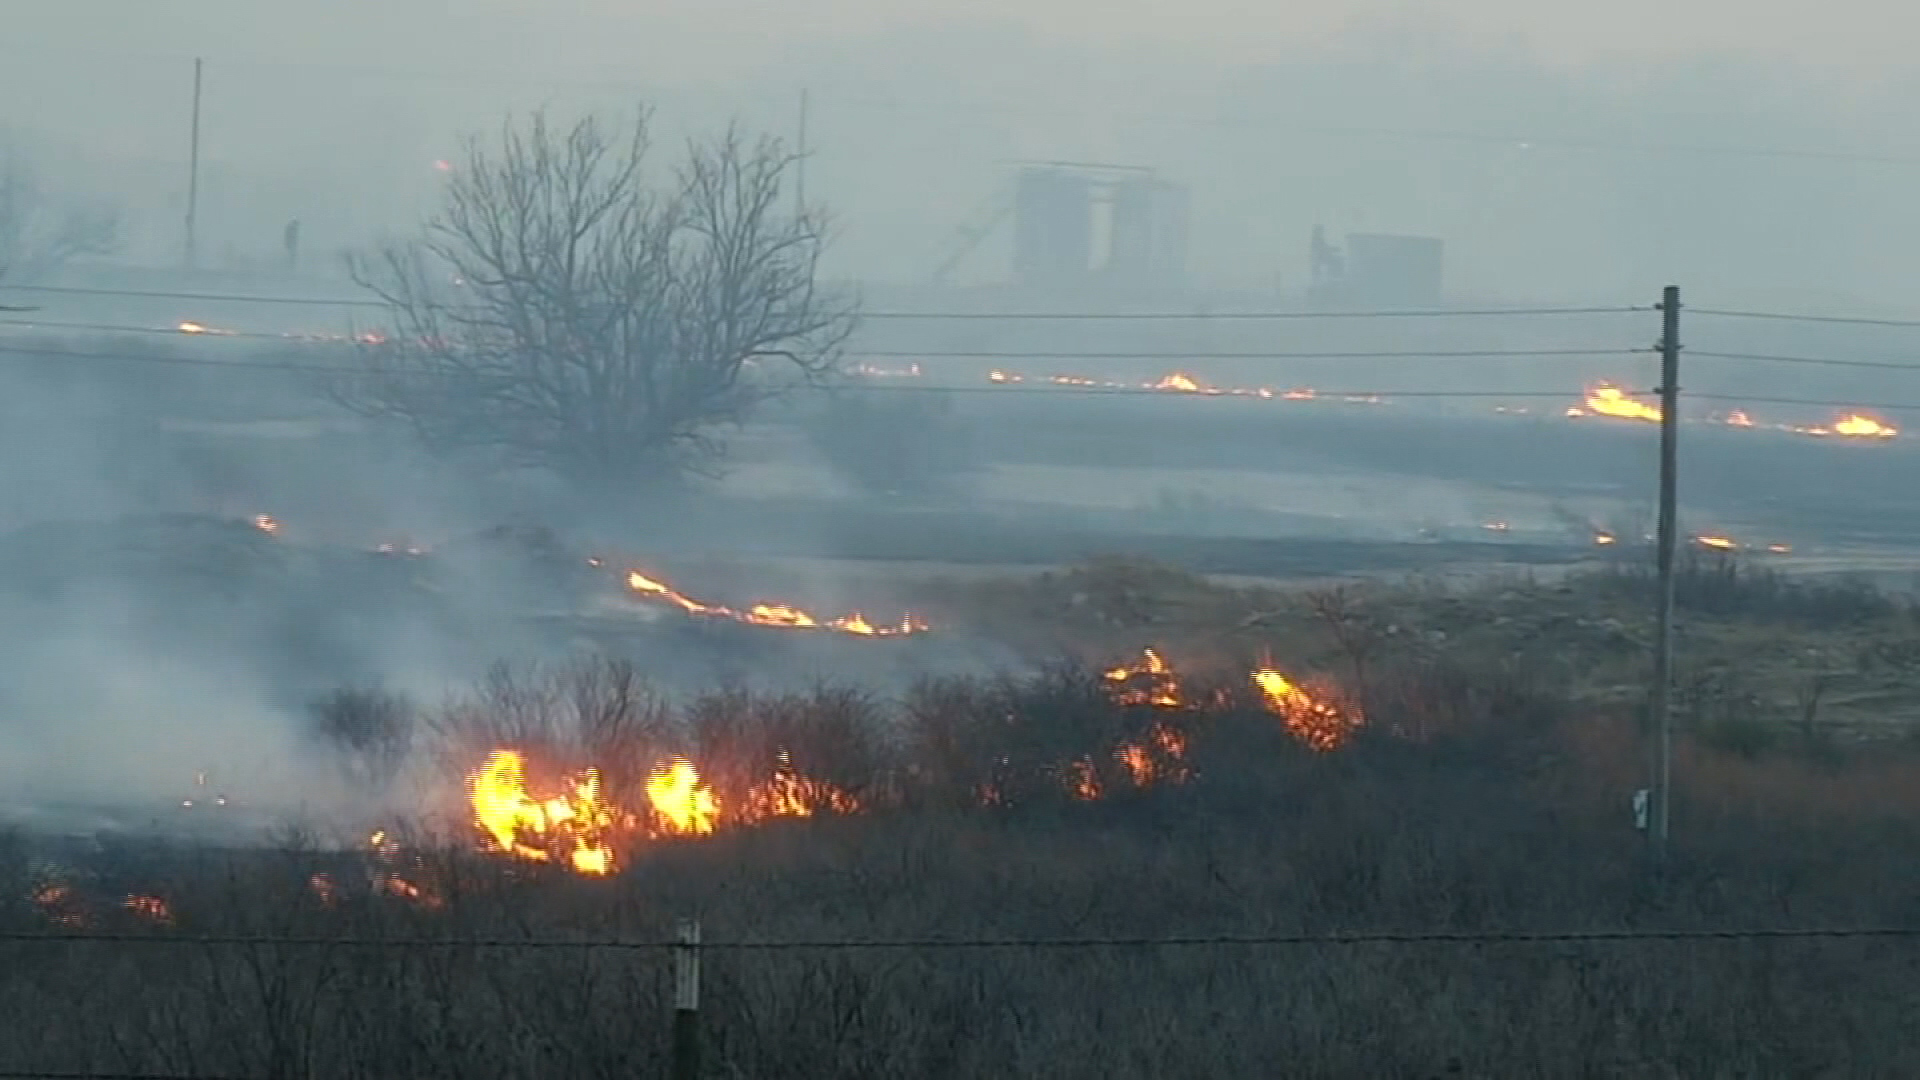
[672,918,702,1080]
[1651,285,1681,856]
[185,58,203,269]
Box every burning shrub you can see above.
[307,686,417,795]
[427,658,673,806]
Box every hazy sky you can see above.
[5,2,1920,305]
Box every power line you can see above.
[845,348,1643,361]
[4,925,1917,951]
[850,386,1589,399]
[0,283,1646,321]
[1690,307,1920,328]
[1684,391,1920,413]
[0,343,1613,400]
[1688,350,1920,372]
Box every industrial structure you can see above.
[932,162,1190,292]
[1307,227,1445,308]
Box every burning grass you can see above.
[8,559,1920,1076]
[10,660,1920,1077]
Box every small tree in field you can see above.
[342,110,856,490]
[0,151,120,283]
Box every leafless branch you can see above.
[340,109,857,489]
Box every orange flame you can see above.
[1695,535,1737,551]
[1571,384,1662,423]
[122,894,173,925]
[1253,668,1358,751]
[625,570,926,637]
[252,514,281,535]
[1831,413,1897,439]
[646,758,719,836]
[1725,410,1755,428]
[469,750,619,873]
[1104,648,1182,708]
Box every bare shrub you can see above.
[342,109,856,492]
[308,687,417,795]
[426,658,672,803]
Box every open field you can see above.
[7,554,1920,1078]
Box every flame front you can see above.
[469,749,618,873]
[1831,413,1897,439]
[646,758,719,835]
[625,570,926,637]
[1105,648,1182,708]
[1571,384,1662,423]
[1253,668,1359,751]
[1695,535,1737,551]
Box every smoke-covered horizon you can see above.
[5,5,1920,307]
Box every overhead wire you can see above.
[0,283,1646,320]
[1688,307,1920,329]
[0,342,1626,399]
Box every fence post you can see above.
[672,918,702,1080]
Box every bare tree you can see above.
[342,110,856,490]
[0,151,120,283]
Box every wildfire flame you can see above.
[1725,410,1755,428]
[469,750,619,874]
[1253,668,1358,751]
[1830,413,1897,439]
[1570,384,1662,423]
[252,514,280,535]
[122,894,173,925]
[745,750,860,821]
[645,758,719,836]
[1104,648,1182,708]
[624,570,926,637]
[1695,535,1737,551]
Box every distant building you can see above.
[1008,164,1189,291]
[1307,229,1444,308]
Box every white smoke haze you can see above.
[2,1,1919,840]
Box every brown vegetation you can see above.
[6,557,1920,1078]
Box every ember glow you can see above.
[1725,410,1756,428]
[1253,668,1359,751]
[1570,384,1662,423]
[252,514,281,536]
[623,570,926,637]
[1105,648,1182,708]
[1695,535,1738,551]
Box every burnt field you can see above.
[8,559,1920,1078]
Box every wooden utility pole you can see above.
[1651,285,1682,855]
[185,58,204,269]
[672,918,702,1080]
[795,87,810,219]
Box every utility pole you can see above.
[795,87,809,219]
[1651,285,1682,856]
[185,57,204,269]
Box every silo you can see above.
[1107,177,1188,286]
[1012,168,1094,288]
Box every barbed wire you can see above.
[3,925,1917,951]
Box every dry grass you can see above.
[6,559,1920,1078]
